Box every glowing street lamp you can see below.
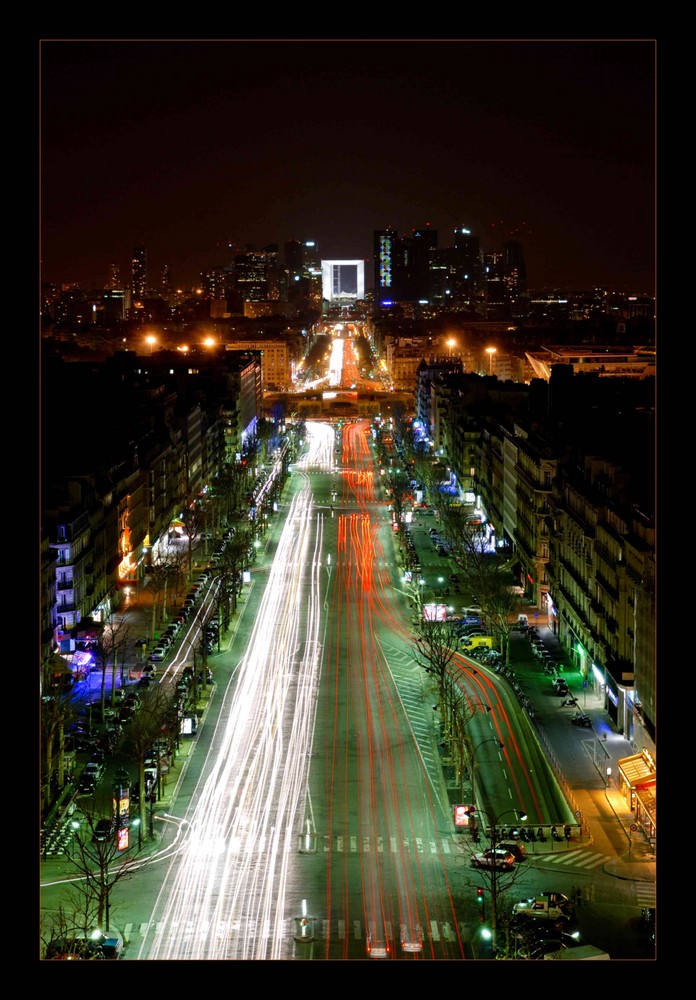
[146,334,157,356]
[485,346,497,374]
[447,337,457,358]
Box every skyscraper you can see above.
[107,263,122,290]
[503,240,528,317]
[451,226,483,311]
[373,228,399,303]
[398,227,437,302]
[131,245,147,301]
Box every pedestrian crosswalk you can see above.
[122,917,466,947]
[321,834,453,855]
[634,882,656,908]
[538,847,609,870]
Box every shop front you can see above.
[617,750,656,844]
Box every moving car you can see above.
[400,924,422,953]
[471,849,515,871]
[366,925,390,959]
[497,841,527,862]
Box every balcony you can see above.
[559,554,588,590]
[55,602,77,615]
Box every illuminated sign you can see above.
[454,804,473,827]
[117,826,130,852]
[423,603,447,622]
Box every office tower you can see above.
[503,240,528,317]
[131,246,147,301]
[302,240,320,271]
[285,240,304,279]
[483,250,508,319]
[107,263,122,290]
[201,267,228,300]
[161,263,172,294]
[374,228,399,303]
[233,249,272,301]
[102,288,127,322]
[450,226,484,313]
[398,227,438,302]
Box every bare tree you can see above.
[90,610,131,716]
[412,455,443,507]
[40,661,80,813]
[56,803,142,933]
[464,860,527,958]
[119,683,179,842]
[145,558,179,638]
[438,505,518,662]
[385,467,413,532]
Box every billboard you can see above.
[423,603,447,621]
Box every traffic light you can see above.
[476,887,485,921]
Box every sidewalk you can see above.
[505,624,656,884]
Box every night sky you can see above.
[40,38,656,294]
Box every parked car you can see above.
[517,929,581,959]
[77,774,97,796]
[148,648,166,662]
[471,849,515,871]
[45,935,105,960]
[131,780,155,805]
[83,761,104,782]
[92,818,114,842]
[512,892,573,921]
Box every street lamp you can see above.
[146,334,157,355]
[485,346,497,374]
[447,337,456,358]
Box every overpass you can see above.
[263,388,414,420]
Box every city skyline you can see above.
[40,38,655,294]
